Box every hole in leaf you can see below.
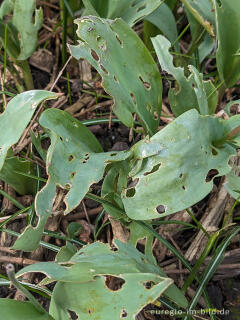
[87,27,94,32]
[192,83,195,88]
[179,173,183,178]
[70,172,76,179]
[156,205,166,214]
[120,309,128,318]
[97,36,107,51]
[91,49,99,61]
[105,276,125,291]
[144,163,161,176]
[83,154,90,164]
[100,64,109,75]
[211,147,218,156]
[68,155,75,162]
[139,76,151,90]
[206,169,219,182]
[126,188,136,197]
[59,137,64,142]
[113,75,118,82]
[67,310,78,319]
[131,0,138,7]
[143,281,158,289]
[130,92,136,104]
[127,178,139,188]
[182,185,186,190]
[137,4,147,12]
[110,153,117,156]
[88,308,94,314]
[154,112,159,120]
[146,104,152,113]
[115,34,123,46]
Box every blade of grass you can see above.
[184,226,240,320]
[0,206,30,228]
[0,190,25,209]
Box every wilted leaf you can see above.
[121,109,238,220]
[13,109,131,251]
[214,0,240,87]
[152,35,217,116]
[0,90,59,171]
[17,240,188,316]
[69,16,162,135]
[0,299,53,320]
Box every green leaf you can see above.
[0,90,59,171]
[121,109,237,220]
[17,240,187,316]
[0,299,53,320]
[0,152,37,195]
[152,35,217,116]
[83,0,164,27]
[181,0,215,37]
[107,0,164,27]
[69,16,162,135]
[145,2,179,51]
[214,0,240,87]
[13,109,131,251]
[225,166,240,200]
[12,0,43,60]
[0,0,14,19]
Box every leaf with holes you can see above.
[214,0,240,87]
[0,299,53,320]
[17,240,188,318]
[152,35,218,116]
[69,16,162,135]
[13,109,131,251]
[83,0,164,27]
[0,90,59,172]
[121,109,238,220]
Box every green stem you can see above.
[15,60,34,90]
[182,232,219,293]
[60,0,68,66]
[6,264,46,314]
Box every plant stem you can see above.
[15,60,34,90]
[6,264,46,314]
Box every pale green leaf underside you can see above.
[69,16,162,135]
[18,241,188,316]
[13,109,131,251]
[121,109,236,220]
[0,90,59,171]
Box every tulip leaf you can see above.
[69,16,162,135]
[121,109,237,220]
[214,0,240,87]
[0,90,59,171]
